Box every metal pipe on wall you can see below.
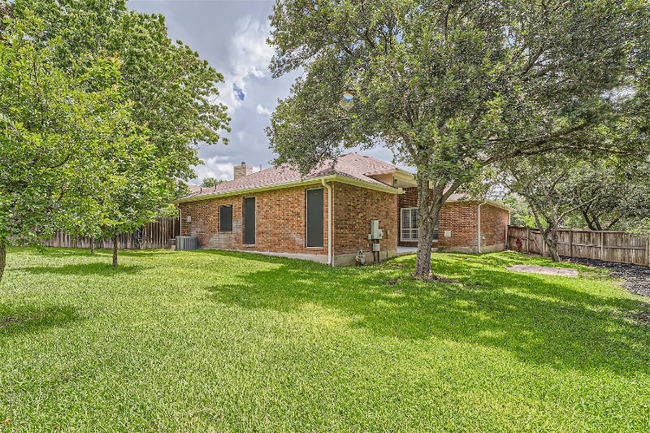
[321,179,333,266]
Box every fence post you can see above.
[569,230,573,257]
[600,232,605,261]
[526,228,530,253]
[646,237,650,267]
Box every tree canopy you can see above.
[12,0,231,180]
[267,0,648,275]
[201,177,224,188]
[1,2,232,277]
[0,14,144,279]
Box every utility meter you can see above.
[370,220,383,240]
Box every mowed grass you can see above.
[1,248,649,432]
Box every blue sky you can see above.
[130,0,399,185]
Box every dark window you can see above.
[306,188,324,248]
[219,206,232,232]
[243,197,256,245]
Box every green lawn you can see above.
[1,248,649,432]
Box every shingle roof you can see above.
[176,153,403,202]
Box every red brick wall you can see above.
[178,184,329,255]
[178,181,399,260]
[438,202,479,250]
[397,187,509,251]
[178,182,507,259]
[480,203,510,250]
[332,183,398,256]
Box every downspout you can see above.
[322,179,333,266]
[477,202,486,254]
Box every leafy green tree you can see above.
[12,0,231,180]
[201,177,223,188]
[0,1,11,34]
[501,194,536,228]
[566,159,650,231]
[0,14,141,282]
[91,137,171,268]
[81,165,183,257]
[501,158,650,233]
[266,0,645,276]
[154,182,193,220]
[498,154,607,262]
[7,1,232,265]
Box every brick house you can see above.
[173,153,511,266]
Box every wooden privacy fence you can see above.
[507,225,650,266]
[43,217,180,250]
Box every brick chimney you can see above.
[234,162,253,180]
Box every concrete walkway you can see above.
[506,265,579,278]
[396,246,418,256]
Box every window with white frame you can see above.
[401,208,438,242]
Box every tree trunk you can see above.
[112,235,118,268]
[414,180,443,278]
[415,217,438,277]
[583,210,597,231]
[542,228,562,262]
[0,240,6,284]
[90,236,95,255]
[527,201,561,262]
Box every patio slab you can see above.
[396,246,418,255]
[506,265,579,278]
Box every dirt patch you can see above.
[0,317,20,329]
[562,256,650,298]
[383,278,402,286]
[426,273,460,284]
[506,265,579,278]
[448,256,495,265]
[634,311,650,325]
[0,314,44,329]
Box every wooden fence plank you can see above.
[42,217,180,250]
[507,225,649,267]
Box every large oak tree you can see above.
[266,0,646,276]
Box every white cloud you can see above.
[231,17,273,82]
[193,155,236,182]
[217,16,274,111]
[256,104,272,115]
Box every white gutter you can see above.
[322,179,333,266]
[477,202,486,253]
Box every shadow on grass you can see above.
[11,263,148,276]
[9,246,175,259]
[0,304,78,335]
[206,252,650,378]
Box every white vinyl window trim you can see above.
[401,208,438,242]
